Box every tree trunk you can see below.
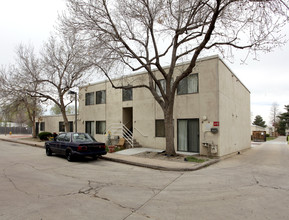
[60,105,70,132]
[164,105,176,156]
[32,110,37,138]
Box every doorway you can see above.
[123,107,133,132]
[177,119,199,153]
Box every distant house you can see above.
[251,125,274,137]
[37,55,251,157]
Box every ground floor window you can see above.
[155,120,165,137]
[40,122,45,131]
[177,119,199,153]
[59,121,73,132]
[85,121,94,136]
[96,121,106,134]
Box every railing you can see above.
[105,123,134,148]
[134,127,148,138]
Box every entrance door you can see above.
[36,122,39,135]
[177,119,199,153]
[122,107,133,132]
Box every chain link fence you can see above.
[0,127,32,135]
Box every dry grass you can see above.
[133,151,209,163]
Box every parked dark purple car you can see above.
[45,132,107,161]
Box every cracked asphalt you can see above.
[1,137,289,220]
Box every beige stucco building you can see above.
[38,55,251,157]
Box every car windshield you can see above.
[72,133,96,143]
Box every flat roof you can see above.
[80,55,250,93]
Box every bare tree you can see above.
[61,0,289,155]
[16,45,43,137]
[29,31,92,132]
[270,102,280,128]
[0,50,42,138]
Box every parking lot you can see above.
[1,138,289,220]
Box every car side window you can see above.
[64,134,70,142]
[56,134,66,142]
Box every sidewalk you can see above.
[0,134,219,172]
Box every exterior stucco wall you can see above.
[218,60,251,156]
[174,57,219,155]
[37,55,251,157]
[38,114,77,133]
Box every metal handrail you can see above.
[104,123,134,148]
[134,127,148,137]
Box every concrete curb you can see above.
[1,137,219,172]
[101,155,219,172]
[0,138,44,149]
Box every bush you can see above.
[38,132,52,141]
[266,134,270,137]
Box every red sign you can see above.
[213,121,220,127]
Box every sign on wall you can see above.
[213,121,220,127]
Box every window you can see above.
[155,120,165,137]
[72,133,96,142]
[85,92,94,105]
[177,119,199,153]
[96,121,106,134]
[122,88,133,101]
[59,122,65,132]
[156,79,166,96]
[59,122,73,132]
[63,134,70,142]
[96,90,106,104]
[177,74,198,95]
[40,122,45,131]
[56,133,66,142]
[85,121,94,136]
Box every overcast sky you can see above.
[0,0,288,126]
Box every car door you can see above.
[54,133,67,154]
[59,133,71,155]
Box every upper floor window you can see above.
[85,92,94,105]
[123,88,133,101]
[177,73,198,95]
[156,79,166,96]
[96,90,106,104]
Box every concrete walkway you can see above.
[0,134,219,171]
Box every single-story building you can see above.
[251,125,274,137]
[37,55,251,157]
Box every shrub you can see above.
[38,132,52,141]
[266,134,270,137]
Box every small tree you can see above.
[253,115,267,128]
[276,120,286,136]
[278,105,289,135]
[61,0,289,155]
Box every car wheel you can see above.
[46,147,52,156]
[66,151,74,162]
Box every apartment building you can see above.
[38,55,251,157]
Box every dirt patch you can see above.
[133,151,210,163]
